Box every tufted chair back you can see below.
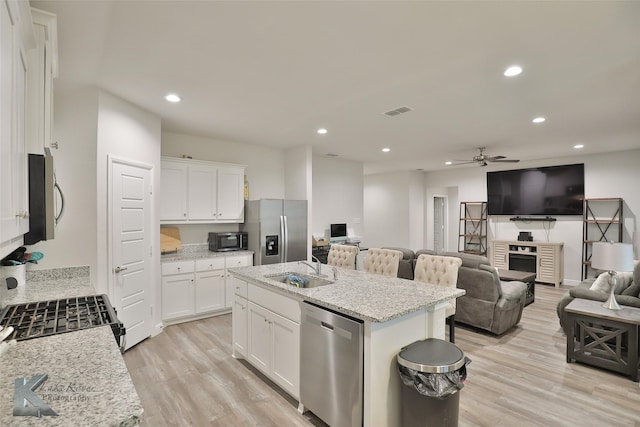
[327,244,359,269]
[414,254,462,317]
[363,248,402,277]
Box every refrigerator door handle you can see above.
[280,215,286,263]
[283,215,289,262]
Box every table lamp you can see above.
[591,242,634,310]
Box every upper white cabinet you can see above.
[0,0,35,258]
[160,157,245,224]
[26,8,57,154]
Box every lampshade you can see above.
[591,242,634,272]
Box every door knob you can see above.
[114,266,128,273]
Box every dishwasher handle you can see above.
[320,321,334,331]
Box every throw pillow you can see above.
[589,273,611,293]
[589,271,634,293]
[622,282,640,297]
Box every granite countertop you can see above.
[3,267,95,307]
[0,266,143,426]
[0,327,143,426]
[228,262,465,323]
[160,244,252,263]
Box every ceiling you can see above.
[32,1,640,174]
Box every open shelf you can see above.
[459,202,487,256]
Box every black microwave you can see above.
[209,232,248,252]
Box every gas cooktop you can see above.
[0,295,125,351]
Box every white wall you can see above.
[96,90,161,328]
[363,171,414,249]
[312,156,364,240]
[26,87,100,286]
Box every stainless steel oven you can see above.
[208,232,248,252]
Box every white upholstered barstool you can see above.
[414,253,462,342]
[327,244,359,269]
[363,248,402,277]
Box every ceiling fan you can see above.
[450,146,520,167]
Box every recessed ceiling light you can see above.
[317,128,328,135]
[445,161,453,165]
[381,148,391,153]
[574,144,584,149]
[504,65,523,77]
[165,93,181,103]
[532,117,546,124]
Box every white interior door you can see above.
[110,158,153,350]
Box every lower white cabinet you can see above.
[161,253,252,323]
[237,282,300,400]
[161,273,194,320]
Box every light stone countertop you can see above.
[0,326,143,427]
[0,266,143,426]
[3,267,95,307]
[160,244,252,263]
[229,262,465,323]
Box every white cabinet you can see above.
[159,160,188,221]
[224,253,252,307]
[160,157,245,224]
[491,240,564,287]
[232,278,248,358]
[240,282,301,399]
[25,8,57,154]
[0,0,34,259]
[247,300,300,398]
[161,253,253,323]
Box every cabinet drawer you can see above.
[195,257,225,271]
[226,254,252,268]
[248,283,300,323]
[161,260,195,275]
[233,278,248,298]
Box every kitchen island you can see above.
[229,262,465,427]
[0,267,143,426]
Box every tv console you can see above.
[491,240,564,287]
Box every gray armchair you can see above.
[441,252,527,335]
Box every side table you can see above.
[497,269,536,306]
[565,298,640,382]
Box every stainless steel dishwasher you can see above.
[300,301,364,427]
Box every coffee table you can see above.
[565,298,640,382]
[497,269,536,306]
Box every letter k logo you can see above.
[13,374,58,417]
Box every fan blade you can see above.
[448,161,478,165]
[490,159,520,163]
[485,155,506,161]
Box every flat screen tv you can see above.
[487,164,584,216]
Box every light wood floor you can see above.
[123,285,640,426]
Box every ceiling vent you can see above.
[382,106,413,117]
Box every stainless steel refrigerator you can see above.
[241,199,308,265]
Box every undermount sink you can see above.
[265,272,334,288]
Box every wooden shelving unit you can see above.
[582,198,623,280]
[459,201,487,255]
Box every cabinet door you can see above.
[232,295,248,358]
[537,244,558,285]
[493,242,509,269]
[188,164,217,220]
[160,161,188,221]
[247,301,271,375]
[161,273,195,320]
[194,270,225,314]
[217,167,244,221]
[270,311,300,398]
[14,46,28,235]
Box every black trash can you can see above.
[397,338,470,427]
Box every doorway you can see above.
[433,196,447,252]
[109,157,153,350]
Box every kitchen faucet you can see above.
[299,256,322,275]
